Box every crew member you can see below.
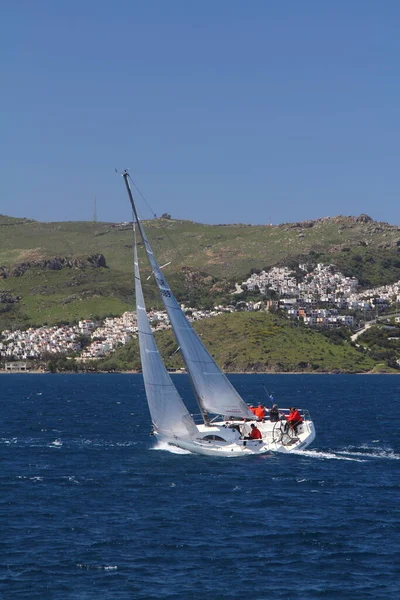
[284,407,303,433]
[269,404,280,422]
[246,423,262,440]
[254,404,266,420]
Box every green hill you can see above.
[94,312,376,374]
[0,213,399,329]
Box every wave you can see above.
[50,439,63,447]
[151,440,191,454]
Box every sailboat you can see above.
[122,171,315,456]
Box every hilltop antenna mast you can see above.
[93,196,97,222]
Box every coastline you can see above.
[0,370,398,375]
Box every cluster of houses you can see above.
[0,325,81,361]
[241,264,359,304]
[78,304,245,361]
[277,300,355,327]
[0,315,142,363]
[240,264,400,325]
[0,302,263,364]
[356,280,400,307]
[79,312,145,360]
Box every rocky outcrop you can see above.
[0,253,107,279]
[0,291,21,303]
[279,213,398,232]
[86,254,107,268]
[378,239,400,249]
[354,214,373,223]
[280,219,317,230]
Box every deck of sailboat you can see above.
[205,408,316,453]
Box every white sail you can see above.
[133,229,198,438]
[132,211,253,420]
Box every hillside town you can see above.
[0,262,399,365]
[0,305,238,364]
[239,263,400,327]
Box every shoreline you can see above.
[0,370,398,375]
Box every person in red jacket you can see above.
[246,423,262,440]
[284,407,303,434]
[254,404,266,420]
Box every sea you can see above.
[1,374,399,600]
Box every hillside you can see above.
[0,213,399,329]
[94,312,376,374]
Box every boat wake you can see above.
[151,440,191,454]
[287,449,366,462]
[336,445,400,460]
[286,444,400,462]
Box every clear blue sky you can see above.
[1,0,399,225]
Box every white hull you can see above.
[156,423,269,457]
[228,418,316,453]
[169,438,269,457]
[155,417,315,457]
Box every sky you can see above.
[1,0,400,226]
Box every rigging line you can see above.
[128,173,185,264]
[129,178,157,219]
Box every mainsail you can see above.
[124,172,253,420]
[133,226,198,438]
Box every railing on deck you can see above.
[190,408,312,424]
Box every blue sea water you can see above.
[0,374,399,600]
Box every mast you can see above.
[122,171,141,231]
[122,171,210,425]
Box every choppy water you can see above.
[1,374,399,599]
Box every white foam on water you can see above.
[288,449,366,462]
[76,438,136,448]
[61,476,80,485]
[77,564,118,571]
[151,440,191,454]
[1,437,17,445]
[336,446,400,460]
[50,439,63,447]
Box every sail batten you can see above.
[124,173,253,420]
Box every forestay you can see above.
[133,228,198,438]
[131,206,253,419]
